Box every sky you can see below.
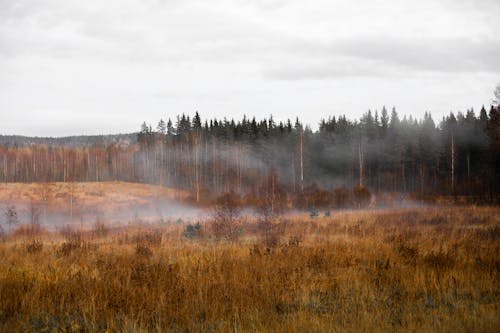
[0,0,499,137]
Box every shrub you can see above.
[134,231,162,247]
[423,250,455,270]
[333,186,351,208]
[3,205,19,233]
[352,185,371,208]
[211,192,241,241]
[14,224,44,237]
[57,227,93,256]
[57,240,82,256]
[395,238,419,265]
[309,206,319,218]
[135,244,153,258]
[310,189,333,208]
[184,222,202,239]
[93,219,109,237]
[25,239,43,254]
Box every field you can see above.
[0,181,189,213]
[0,197,498,332]
[0,182,195,230]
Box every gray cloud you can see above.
[0,0,499,136]
[267,37,500,80]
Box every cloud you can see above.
[1,0,498,73]
[266,37,500,80]
[0,0,499,136]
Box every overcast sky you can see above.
[1,0,499,136]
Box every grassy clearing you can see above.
[0,182,189,212]
[0,206,498,332]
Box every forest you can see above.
[0,105,499,207]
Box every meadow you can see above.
[0,206,498,332]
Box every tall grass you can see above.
[0,207,498,332]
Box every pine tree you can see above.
[157,119,166,135]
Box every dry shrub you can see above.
[57,227,94,256]
[25,239,43,254]
[133,230,162,247]
[3,205,19,232]
[93,219,109,237]
[25,313,102,332]
[380,211,421,228]
[395,237,419,265]
[135,244,153,258]
[347,220,367,237]
[295,184,334,209]
[57,240,82,257]
[59,225,79,239]
[251,220,298,255]
[421,215,448,225]
[467,215,489,225]
[423,250,455,270]
[211,192,241,241]
[352,185,371,208]
[333,186,351,208]
[256,218,285,249]
[311,189,334,208]
[258,170,288,214]
[474,226,500,241]
[287,236,301,247]
[13,223,44,237]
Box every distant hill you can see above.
[0,133,138,148]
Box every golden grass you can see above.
[0,206,498,332]
[0,182,189,213]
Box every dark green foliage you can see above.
[309,207,319,219]
[184,223,202,239]
[1,104,499,202]
[134,107,498,200]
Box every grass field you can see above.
[0,205,498,332]
[0,181,189,212]
[0,182,195,230]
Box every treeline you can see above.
[0,133,136,148]
[0,106,499,205]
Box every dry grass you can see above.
[0,206,498,332]
[0,182,189,213]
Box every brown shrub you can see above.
[211,192,241,241]
[93,219,109,237]
[25,239,43,254]
[352,185,371,208]
[423,250,455,270]
[395,238,419,265]
[57,227,94,256]
[420,215,448,226]
[133,231,162,247]
[14,223,44,237]
[333,186,351,208]
[474,226,500,242]
[135,244,153,258]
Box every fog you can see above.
[0,199,208,232]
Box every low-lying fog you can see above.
[0,194,429,233]
[0,199,209,232]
